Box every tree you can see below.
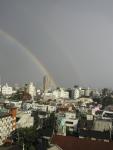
[29,145,35,150]
[12,127,37,149]
[102,96,113,109]
[93,97,102,104]
[102,88,111,97]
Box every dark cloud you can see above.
[0,0,113,88]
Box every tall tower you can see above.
[43,76,51,91]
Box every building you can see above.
[52,135,113,150]
[79,89,85,97]
[16,112,34,128]
[67,89,75,99]
[48,105,56,113]
[43,76,52,91]
[2,83,13,96]
[60,89,69,99]
[0,114,13,145]
[0,107,16,145]
[27,82,36,99]
[76,97,93,105]
[93,119,112,132]
[84,88,90,97]
[74,88,80,99]
[22,102,32,111]
[43,91,53,100]
[78,117,112,141]
[57,112,78,136]
[102,111,113,120]
[52,88,69,99]
[52,90,60,99]
[10,101,22,109]
[90,89,101,98]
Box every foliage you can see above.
[102,88,111,96]
[11,112,56,149]
[93,95,113,109]
[12,127,38,150]
[102,96,113,109]
[93,97,103,104]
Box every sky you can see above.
[0,0,113,88]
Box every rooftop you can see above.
[52,135,113,150]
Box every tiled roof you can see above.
[52,135,113,150]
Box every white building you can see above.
[60,89,69,99]
[52,90,60,99]
[0,115,13,145]
[65,112,76,119]
[48,105,56,113]
[22,102,32,110]
[28,82,36,98]
[37,89,41,95]
[17,113,34,128]
[43,92,53,99]
[52,88,69,99]
[10,101,22,109]
[76,97,93,104]
[2,83,13,96]
[74,89,80,99]
[37,104,48,112]
[102,111,113,120]
[64,118,78,133]
[57,112,78,136]
[79,89,85,97]
[91,89,101,97]
[0,108,17,145]
[84,87,91,97]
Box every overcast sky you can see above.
[0,0,113,88]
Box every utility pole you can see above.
[17,130,19,143]
[23,142,25,150]
[109,125,112,140]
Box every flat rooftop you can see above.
[52,135,113,150]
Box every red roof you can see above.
[52,135,113,150]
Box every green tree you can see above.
[102,96,113,108]
[15,127,37,149]
[29,145,35,150]
[93,97,102,104]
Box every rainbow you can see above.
[0,30,56,87]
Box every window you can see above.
[65,121,73,124]
[103,113,113,118]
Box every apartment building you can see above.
[0,107,16,145]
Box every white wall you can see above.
[74,89,80,99]
[2,83,13,95]
[28,82,36,98]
